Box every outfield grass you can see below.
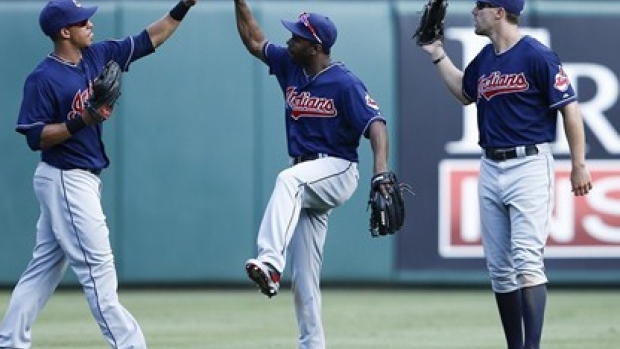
[0,287,619,348]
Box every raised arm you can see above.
[421,41,471,105]
[146,0,197,49]
[234,0,267,62]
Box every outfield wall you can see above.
[1,1,619,286]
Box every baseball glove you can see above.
[86,60,122,122]
[412,0,449,46]
[367,172,412,237]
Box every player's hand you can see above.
[82,108,111,125]
[183,0,197,7]
[420,40,443,57]
[377,182,392,199]
[571,164,593,196]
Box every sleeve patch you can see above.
[553,65,571,92]
[365,92,379,110]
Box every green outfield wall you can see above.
[0,0,397,286]
[2,1,620,287]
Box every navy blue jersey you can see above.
[264,42,386,162]
[16,30,155,170]
[462,35,577,148]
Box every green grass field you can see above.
[1,287,619,348]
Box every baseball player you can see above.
[419,1,592,348]
[233,1,391,348]
[0,1,196,348]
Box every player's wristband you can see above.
[65,116,87,135]
[433,53,447,65]
[169,1,191,21]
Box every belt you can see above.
[78,168,102,176]
[292,153,329,165]
[484,145,539,162]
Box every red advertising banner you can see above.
[439,160,620,258]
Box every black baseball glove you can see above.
[367,172,412,237]
[86,60,122,122]
[412,0,449,46]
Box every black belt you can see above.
[78,168,102,176]
[484,145,539,162]
[292,153,329,165]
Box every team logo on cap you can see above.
[553,65,571,92]
[73,0,83,7]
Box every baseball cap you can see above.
[39,0,98,37]
[281,12,338,53]
[478,0,525,16]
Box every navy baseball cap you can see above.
[478,0,524,16]
[39,0,98,37]
[281,12,337,53]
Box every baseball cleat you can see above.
[245,258,281,298]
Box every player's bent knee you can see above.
[275,169,305,192]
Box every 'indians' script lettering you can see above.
[478,71,529,100]
[286,87,337,120]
